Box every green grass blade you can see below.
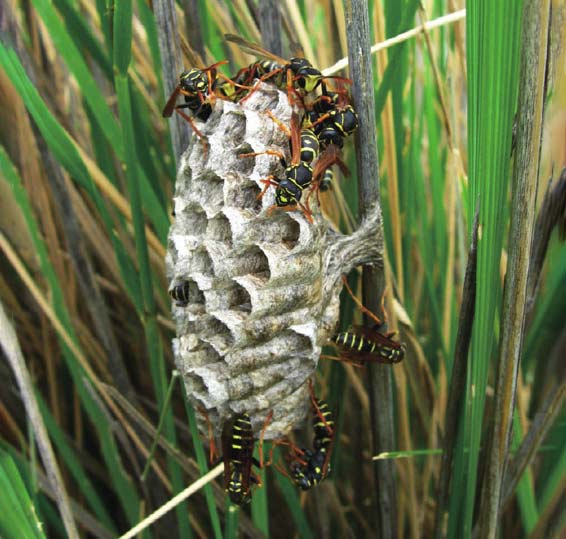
[136,0,165,101]
[0,44,145,313]
[449,1,524,536]
[52,0,113,79]
[180,390,223,539]
[0,146,141,525]
[31,0,124,156]
[224,500,239,539]
[37,395,117,533]
[0,451,47,539]
[511,413,539,534]
[251,458,269,536]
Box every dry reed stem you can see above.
[0,300,80,539]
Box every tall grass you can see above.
[0,0,564,538]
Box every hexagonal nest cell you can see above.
[166,83,383,440]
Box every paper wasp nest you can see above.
[166,83,383,440]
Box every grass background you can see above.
[0,0,564,538]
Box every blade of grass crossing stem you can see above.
[272,447,314,539]
[0,451,47,539]
[511,413,538,533]
[449,2,523,536]
[251,449,268,537]
[179,384,222,539]
[0,147,141,525]
[112,3,191,538]
[0,45,144,313]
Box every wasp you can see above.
[309,83,359,148]
[288,380,335,490]
[240,114,347,220]
[169,280,192,307]
[220,411,272,505]
[163,60,251,152]
[225,34,344,105]
[328,277,406,365]
[331,325,405,364]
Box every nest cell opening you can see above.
[279,215,301,249]
[197,170,224,206]
[187,279,205,305]
[182,206,208,236]
[207,316,235,348]
[224,111,246,141]
[228,282,252,313]
[244,245,271,279]
[234,182,263,213]
[234,144,255,176]
[206,213,233,242]
[191,249,214,276]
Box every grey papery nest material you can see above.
[166,83,383,440]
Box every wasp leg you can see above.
[239,67,284,104]
[258,410,273,468]
[265,203,313,224]
[264,437,291,468]
[175,108,209,158]
[238,149,286,160]
[197,406,218,464]
[341,276,384,326]
[264,110,291,137]
[320,353,364,368]
[257,176,280,200]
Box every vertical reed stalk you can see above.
[343,1,396,537]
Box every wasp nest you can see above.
[166,83,383,439]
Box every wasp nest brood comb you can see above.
[166,83,383,439]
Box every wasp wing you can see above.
[162,86,182,117]
[225,34,287,65]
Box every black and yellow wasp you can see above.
[329,277,406,365]
[241,114,348,220]
[220,411,272,505]
[332,324,406,364]
[288,380,335,490]
[225,34,344,105]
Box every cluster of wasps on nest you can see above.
[164,35,406,505]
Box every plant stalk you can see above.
[343,1,395,537]
[477,0,551,536]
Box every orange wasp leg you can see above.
[239,67,284,104]
[320,354,364,368]
[197,406,219,464]
[257,176,279,200]
[257,410,273,468]
[238,149,285,160]
[175,109,209,158]
[341,275,384,326]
